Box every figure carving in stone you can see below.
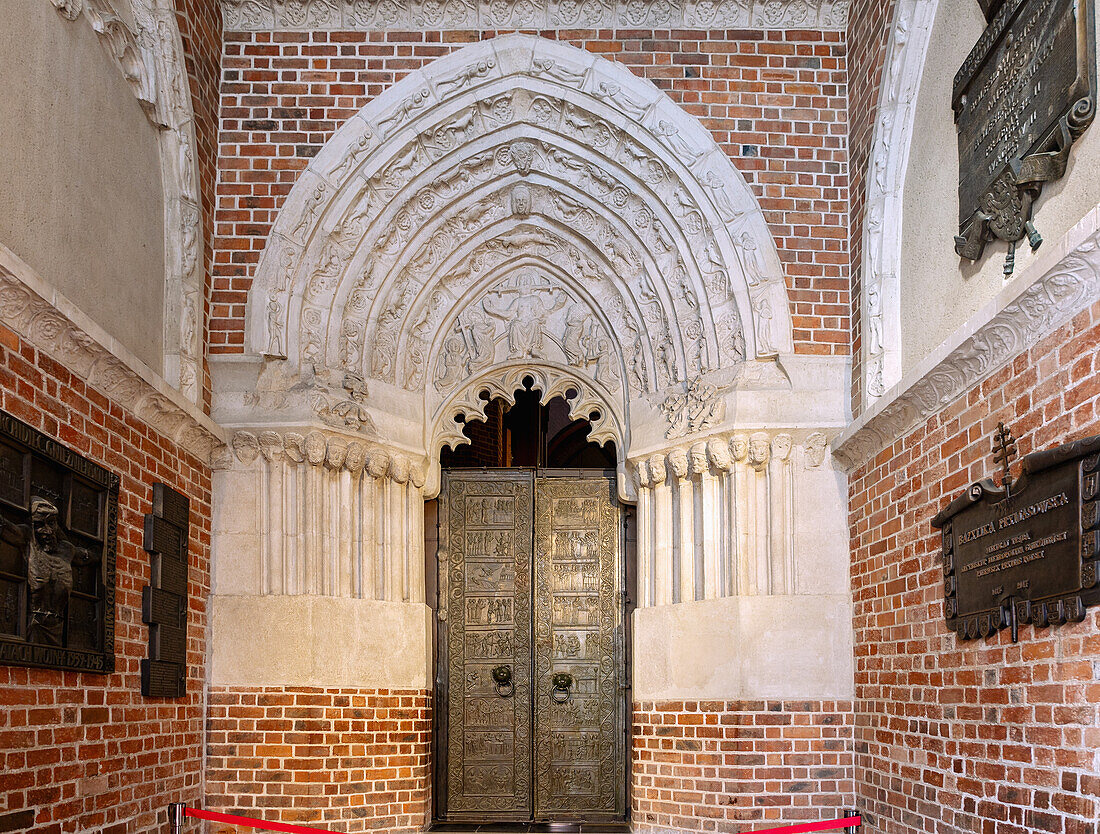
[771,433,792,462]
[301,308,323,367]
[511,184,532,217]
[0,498,94,646]
[594,80,650,120]
[266,297,285,356]
[701,169,744,222]
[684,318,707,375]
[656,339,677,386]
[530,56,589,87]
[730,434,748,463]
[689,443,709,476]
[329,130,374,181]
[436,59,495,97]
[377,88,430,138]
[661,378,724,439]
[803,432,828,468]
[717,311,746,363]
[561,304,588,366]
[748,432,771,470]
[752,293,776,356]
[735,232,769,286]
[304,431,327,466]
[653,120,705,167]
[667,449,689,481]
[706,438,731,471]
[482,281,566,359]
[312,372,377,434]
[291,182,327,240]
[646,455,667,486]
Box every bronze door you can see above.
[437,471,626,822]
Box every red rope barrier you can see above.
[749,816,860,834]
[183,807,335,832]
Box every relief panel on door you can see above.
[534,479,625,818]
[441,472,533,816]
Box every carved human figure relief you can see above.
[481,278,566,359]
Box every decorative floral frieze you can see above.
[0,253,227,467]
[220,0,850,31]
[835,225,1100,471]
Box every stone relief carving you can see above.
[660,378,726,439]
[860,0,938,405]
[0,256,227,467]
[628,427,826,605]
[310,372,378,434]
[835,225,1100,471]
[222,0,850,30]
[247,35,794,390]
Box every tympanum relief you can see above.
[242,35,795,460]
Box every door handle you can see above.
[491,664,514,698]
[550,672,574,703]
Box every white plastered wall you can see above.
[0,0,166,374]
[899,0,1100,375]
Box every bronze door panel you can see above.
[533,477,625,819]
[440,472,533,818]
[437,471,625,822]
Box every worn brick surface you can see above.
[205,687,432,833]
[849,299,1100,834]
[0,324,213,833]
[211,29,849,356]
[632,700,856,832]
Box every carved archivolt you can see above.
[221,0,851,31]
[0,249,227,467]
[860,0,938,406]
[246,34,793,458]
[51,0,205,404]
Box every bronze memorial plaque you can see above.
[954,0,1095,263]
[933,433,1100,640]
[0,410,119,672]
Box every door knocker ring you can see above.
[550,672,574,703]
[491,664,514,698]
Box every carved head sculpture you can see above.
[647,455,667,486]
[804,432,828,468]
[706,438,731,471]
[232,431,260,465]
[325,437,349,470]
[343,372,368,403]
[748,432,771,469]
[344,441,368,475]
[258,431,283,462]
[390,454,411,484]
[410,461,427,489]
[771,433,792,462]
[667,449,689,480]
[30,498,60,550]
[283,433,306,464]
[304,431,327,466]
[689,443,709,476]
[511,184,532,217]
[730,434,748,463]
[366,448,391,479]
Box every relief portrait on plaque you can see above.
[0,498,95,646]
[0,411,119,673]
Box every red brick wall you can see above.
[0,324,212,833]
[632,700,855,831]
[205,687,431,833]
[845,0,898,415]
[849,299,1100,834]
[212,28,849,356]
[176,0,223,411]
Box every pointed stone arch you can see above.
[244,33,793,476]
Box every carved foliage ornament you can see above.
[220,0,851,30]
[953,0,1096,268]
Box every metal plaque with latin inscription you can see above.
[953,0,1095,262]
[933,434,1100,640]
[0,411,119,673]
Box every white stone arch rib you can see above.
[51,0,205,402]
[246,34,794,375]
[861,0,938,407]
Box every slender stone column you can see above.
[769,434,794,595]
[634,463,653,608]
[667,448,693,604]
[649,454,673,606]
